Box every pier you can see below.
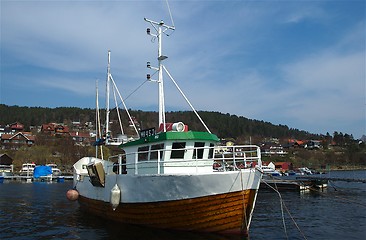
[296,176,366,183]
[0,175,73,182]
[260,177,328,191]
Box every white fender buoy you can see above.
[110,184,121,211]
[66,189,79,201]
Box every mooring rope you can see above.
[261,176,310,240]
[240,170,249,234]
[261,179,289,240]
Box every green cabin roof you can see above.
[120,131,220,148]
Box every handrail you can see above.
[107,145,261,175]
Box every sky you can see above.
[0,0,365,139]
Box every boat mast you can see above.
[145,15,211,134]
[145,18,174,132]
[105,50,111,143]
[95,80,104,159]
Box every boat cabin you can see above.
[119,129,219,175]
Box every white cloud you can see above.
[1,0,364,137]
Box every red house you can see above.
[274,162,293,171]
[0,132,35,149]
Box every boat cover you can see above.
[33,166,52,178]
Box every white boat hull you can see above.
[75,168,261,235]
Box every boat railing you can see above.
[0,164,13,173]
[108,145,261,175]
[105,137,126,146]
[214,145,262,171]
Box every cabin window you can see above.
[171,142,186,159]
[193,142,205,159]
[209,143,214,158]
[138,146,149,161]
[150,143,164,160]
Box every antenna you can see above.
[145,10,211,133]
[144,17,174,132]
[165,0,175,30]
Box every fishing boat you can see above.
[70,16,263,236]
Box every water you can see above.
[0,170,365,240]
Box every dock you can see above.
[260,178,328,191]
[296,176,366,183]
[0,175,73,182]
[260,174,329,191]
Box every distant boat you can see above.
[19,163,36,176]
[298,167,313,175]
[261,165,282,177]
[70,16,263,236]
[0,164,14,177]
[46,163,62,177]
[33,165,53,181]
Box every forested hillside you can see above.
[1,104,317,140]
[1,104,364,170]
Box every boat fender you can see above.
[66,189,79,201]
[110,184,121,211]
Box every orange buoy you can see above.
[66,189,79,201]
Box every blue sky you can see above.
[1,0,365,138]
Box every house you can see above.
[0,153,14,174]
[0,132,35,149]
[41,123,69,136]
[260,143,287,156]
[41,123,55,134]
[274,162,293,171]
[287,139,306,148]
[0,153,13,165]
[54,125,69,135]
[305,140,322,149]
[69,131,92,146]
[9,122,24,132]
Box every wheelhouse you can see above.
[118,131,219,175]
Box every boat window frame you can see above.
[150,143,164,161]
[137,146,150,161]
[171,142,186,159]
[209,143,214,158]
[193,142,205,159]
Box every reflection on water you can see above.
[0,170,365,240]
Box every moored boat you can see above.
[46,163,62,177]
[33,165,53,182]
[71,15,263,236]
[19,163,36,176]
[0,164,14,177]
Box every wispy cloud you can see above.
[1,0,364,137]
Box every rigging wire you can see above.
[165,0,175,28]
[112,83,124,135]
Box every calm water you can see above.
[0,170,365,240]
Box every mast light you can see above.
[158,56,168,61]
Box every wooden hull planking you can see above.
[78,189,258,235]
